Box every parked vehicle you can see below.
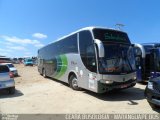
[0,56,12,63]
[144,46,160,108]
[24,58,33,66]
[1,63,18,77]
[0,64,15,94]
[134,43,160,82]
[38,26,136,93]
[145,76,160,108]
[12,58,20,64]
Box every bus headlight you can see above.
[147,82,153,90]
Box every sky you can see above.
[0,0,160,58]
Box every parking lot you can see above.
[0,64,159,114]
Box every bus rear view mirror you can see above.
[94,39,104,58]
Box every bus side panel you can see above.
[51,54,86,85]
[49,53,100,93]
[62,54,101,93]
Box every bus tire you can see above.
[42,69,47,78]
[69,75,81,90]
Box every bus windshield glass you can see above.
[98,44,136,74]
[144,45,153,54]
[93,29,135,74]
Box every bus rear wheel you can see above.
[69,75,81,90]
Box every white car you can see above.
[0,64,15,94]
[1,63,18,77]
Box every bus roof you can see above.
[55,26,126,42]
[39,26,126,50]
[134,43,160,58]
[0,56,10,59]
[141,43,160,47]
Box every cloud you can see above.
[0,52,10,56]
[32,33,47,39]
[1,35,44,48]
[0,48,7,52]
[0,34,46,57]
[0,40,13,46]
[0,48,13,52]
[0,48,14,57]
[25,52,31,55]
[8,46,27,51]
[34,43,44,48]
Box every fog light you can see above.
[148,82,153,90]
[105,80,113,84]
[133,76,137,80]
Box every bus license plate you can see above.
[120,84,129,88]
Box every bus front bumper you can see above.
[98,79,136,93]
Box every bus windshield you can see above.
[98,44,136,74]
[93,29,135,74]
[144,45,153,54]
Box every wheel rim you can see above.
[72,78,78,89]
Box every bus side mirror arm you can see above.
[94,39,105,58]
[131,44,135,47]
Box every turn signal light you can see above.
[9,72,14,78]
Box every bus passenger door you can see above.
[85,45,98,91]
[78,30,98,91]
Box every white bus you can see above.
[0,56,12,63]
[38,27,136,93]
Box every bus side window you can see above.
[79,30,97,73]
[86,45,97,72]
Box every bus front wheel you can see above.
[69,75,81,90]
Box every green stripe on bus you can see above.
[55,55,68,79]
[53,56,62,78]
